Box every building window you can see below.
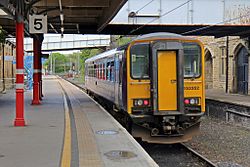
[220,47,226,79]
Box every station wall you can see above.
[199,36,250,95]
[0,42,16,91]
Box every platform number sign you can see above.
[29,15,47,34]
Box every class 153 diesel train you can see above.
[85,32,205,144]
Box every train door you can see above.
[151,41,184,114]
[114,52,123,107]
[158,51,177,111]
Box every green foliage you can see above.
[43,48,103,76]
[117,36,132,46]
[0,26,6,44]
[44,52,70,74]
[79,48,103,78]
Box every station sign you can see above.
[29,14,47,34]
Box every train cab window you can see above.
[183,43,201,78]
[130,43,149,79]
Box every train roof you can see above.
[85,32,197,63]
[85,48,118,63]
[133,32,194,41]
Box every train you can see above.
[85,32,205,144]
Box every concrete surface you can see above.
[59,78,158,167]
[206,89,250,107]
[0,75,158,167]
[0,76,64,167]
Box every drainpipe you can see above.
[2,43,6,93]
[225,36,229,93]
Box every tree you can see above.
[43,48,103,78]
[44,53,69,74]
[79,48,103,77]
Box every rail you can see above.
[226,109,250,119]
[181,143,217,167]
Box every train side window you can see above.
[119,61,122,85]
[102,63,105,80]
[88,64,91,76]
[106,62,110,80]
[103,63,106,80]
[91,64,93,77]
[110,61,114,82]
[97,63,99,78]
[94,64,96,77]
[85,64,88,76]
[89,65,91,77]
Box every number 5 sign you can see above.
[29,14,47,34]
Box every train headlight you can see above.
[184,98,200,105]
[133,99,150,107]
[137,100,143,106]
[190,99,195,104]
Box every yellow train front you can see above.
[85,32,205,144]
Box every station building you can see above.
[199,36,250,95]
[0,41,16,91]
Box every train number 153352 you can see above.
[184,86,200,90]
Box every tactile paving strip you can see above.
[59,79,103,167]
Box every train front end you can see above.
[126,33,205,144]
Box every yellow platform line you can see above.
[61,93,71,167]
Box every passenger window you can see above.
[94,64,96,77]
[110,61,114,82]
[119,61,122,84]
[106,62,110,80]
[102,63,105,80]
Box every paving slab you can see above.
[0,75,158,167]
[59,78,158,167]
[0,77,64,167]
[206,89,250,107]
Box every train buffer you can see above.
[0,75,158,167]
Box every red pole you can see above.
[32,38,40,105]
[14,20,26,126]
[38,41,43,100]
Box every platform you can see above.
[0,75,158,167]
[206,89,250,107]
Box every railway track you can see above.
[63,77,217,167]
[141,142,217,167]
[181,143,217,167]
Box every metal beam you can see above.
[97,0,127,32]
[35,0,109,7]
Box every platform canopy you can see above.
[1,0,250,38]
[0,0,127,35]
[98,24,250,38]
